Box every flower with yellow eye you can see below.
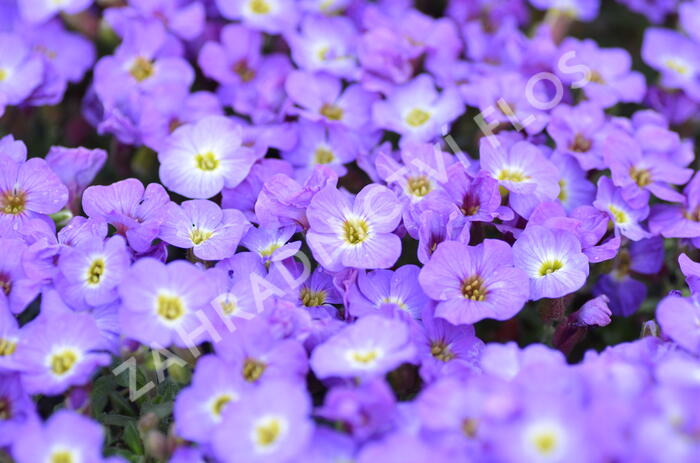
[307,184,403,271]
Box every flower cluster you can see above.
[2,0,700,462]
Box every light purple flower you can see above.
[419,240,530,324]
[17,0,93,23]
[310,315,416,379]
[158,115,258,199]
[212,380,313,463]
[657,295,700,355]
[12,410,106,463]
[82,178,169,252]
[372,74,463,142]
[160,200,250,261]
[118,258,215,348]
[306,184,403,271]
[593,176,651,241]
[512,225,589,300]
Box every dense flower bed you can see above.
[1,0,700,462]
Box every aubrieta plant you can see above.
[2,0,700,462]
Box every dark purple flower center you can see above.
[233,59,256,82]
[0,273,11,296]
[570,133,592,153]
[0,397,11,420]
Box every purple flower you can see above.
[93,22,194,103]
[547,102,608,171]
[215,0,299,34]
[529,0,600,20]
[604,130,692,207]
[0,43,40,108]
[573,295,612,326]
[416,308,484,382]
[174,354,250,445]
[17,0,93,23]
[372,74,463,142]
[310,315,416,379]
[558,38,646,108]
[82,178,169,252]
[0,238,42,314]
[347,265,429,319]
[657,295,700,355]
[642,28,700,100]
[105,0,206,41]
[552,152,596,212]
[212,380,313,463]
[306,184,403,271]
[419,240,530,324]
[214,318,308,384]
[0,373,35,448]
[316,378,396,440]
[240,226,301,266]
[118,258,215,348]
[57,235,130,309]
[198,24,263,87]
[15,308,110,395]
[0,154,68,228]
[593,176,651,241]
[679,253,700,294]
[512,225,589,300]
[479,138,560,218]
[159,115,258,199]
[288,14,359,79]
[45,146,107,213]
[282,120,360,178]
[160,200,250,261]
[286,70,377,130]
[649,172,700,243]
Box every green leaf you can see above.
[123,421,144,456]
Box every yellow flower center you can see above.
[497,169,529,183]
[195,152,219,172]
[430,340,455,362]
[51,451,74,463]
[462,418,478,438]
[211,394,232,417]
[300,288,326,307]
[1,190,27,215]
[684,207,700,222]
[0,338,16,357]
[0,397,11,420]
[538,259,563,276]
[665,58,691,76]
[260,242,281,257]
[190,229,213,245]
[0,69,7,81]
[50,350,78,376]
[589,70,605,84]
[608,205,628,224]
[407,175,432,197]
[557,179,567,202]
[630,166,652,187]
[405,108,431,127]
[157,295,185,322]
[320,103,344,121]
[342,219,369,245]
[570,133,591,153]
[243,358,267,382]
[86,258,105,285]
[255,418,283,447]
[130,57,155,82]
[314,147,335,165]
[220,299,237,315]
[232,59,256,82]
[533,432,558,455]
[351,349,378,365]
[461,275,487,301]
[461,194,480,216]
[249,0,271,14]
